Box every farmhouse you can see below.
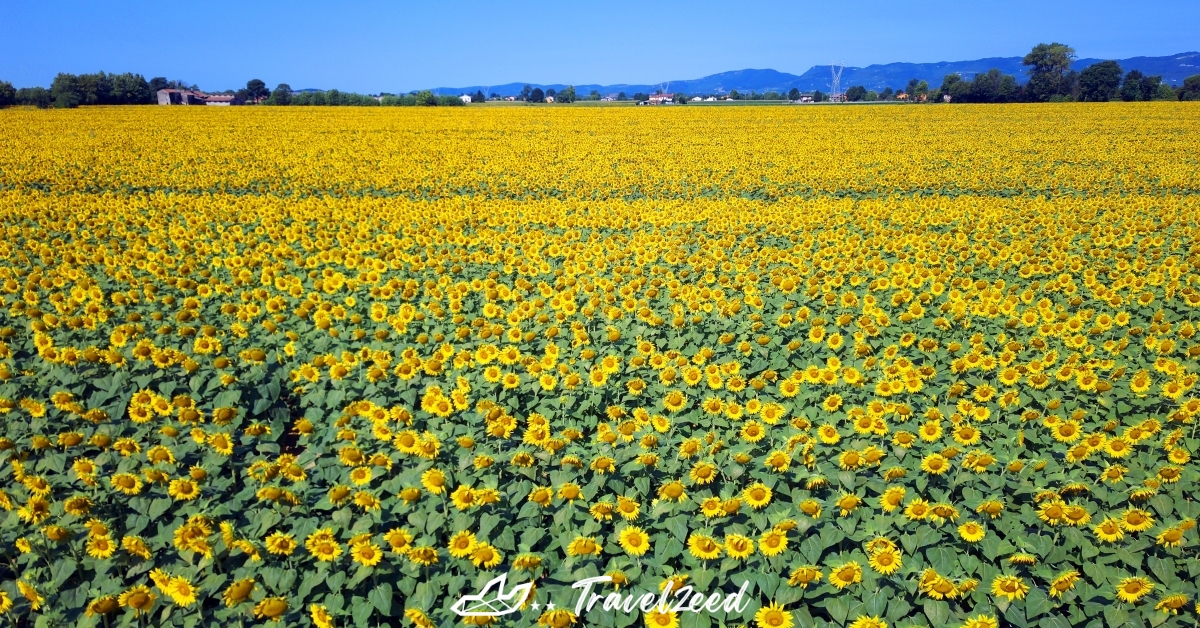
[156,89,244,105]
[648,93,675,104]
[460,94,473,104]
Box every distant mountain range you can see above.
[426,51,1199,96]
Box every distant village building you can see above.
[460,94,473,104]
[690,96,702,102]
[545,96,555,103]
[157,89,243,105]
[600,93,619,102]
[648,93,675,104]
[204,95,243,106]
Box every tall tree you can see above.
[529,87,545,102]
[246,79,269,102]
[472,90,485,103]
[149,77,169,93]
[787,88,801,101]
[1179,75,1200,101]
[1078,61,1122,101]
[558,86,577,103]
[519,85,532,101]
[0,80,15,108]
[1120,70,1145,101]
[1023,42,1076,102]
[845,86,867,101]
[269,83,292,105]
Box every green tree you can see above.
[1078,61,1122,101]
[149,77,169,93]
[519,85,532,101]
[728,89,740,100]
[472,90,485,103]
[246,79,268,102]
[1120,70,1147,101]
[1023,42,1076,102]
[616,92,627,101]
[0,80,15,108]
[1178,75,1200,101]
[529,87,545,102]
[50,73,81,108]
[268,83,292,105]
[632,92,648,101]
[17,87,51,108]
[787,88,801,101]
[589,90,601,101]
[557,86,577,103]
[414,90,437,106]
[845,85,867,101]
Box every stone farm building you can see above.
[157,89,245,106]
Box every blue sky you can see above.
[3,0,1197,93]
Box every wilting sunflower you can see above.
[223,578,256,607]
[118,585,156,616]
[1048,570,1080,598]
[787,566,822,588]
[1153,594,1189,614]
[254,597,289,622]
[687,534,722,560]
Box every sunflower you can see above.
[645,608,679,628]
[787,566,822,588]
[566,536,602,557]
[167,576,198,607]
[1119,508,1155,532]
[744,482,773,509]
[724,533,754,559]
[311,604,336,628]
[759,529,788,556]
[420,468,447,494]
[445,531,479,559]
[1093,517,1124,543]
[836,493,861,516]
[1153,594,1189,615]
[687,534,722,560]
[85,595,119,617]
[990,575,1029,601]
[471,543,503,569]
[86,534,117,559]
[351,541,384,567]
[118,585,156,615]
[959,615,999,628]
[223,578,256,607]
[618,526,650,556]
[1115,577,1154,604]
[957,521,986,543]
[754,601,794,628]
[868,548,902,575]
[848,617,887,628]
[920,453,950,475]
[167,478,200,501]
[879,487,906,512]
[1048,570,1079,598]
[904,498,931,521]
[254,597,289,622]
[828,562,862,590]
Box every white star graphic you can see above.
[547,601,556,610]
[531,601,541,611]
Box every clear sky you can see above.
[3,0,1197,93]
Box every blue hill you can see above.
[426,52,1199,97]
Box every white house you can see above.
[545,96,555,103]
[691,96,702,102]
[460,94,473,104]
[704,96,717,101]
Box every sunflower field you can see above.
[0,103,1199,628]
